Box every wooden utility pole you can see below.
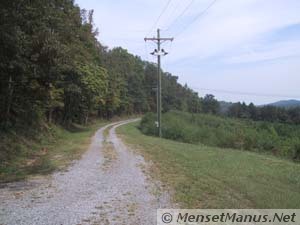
[144,29,173,137]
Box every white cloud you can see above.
[167,0,300,62]
[76,0,300,104]
[224,40,300,64]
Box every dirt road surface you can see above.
[0,119,171,225]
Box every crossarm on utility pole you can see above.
[144,37,174,41]
[144,29,174,138]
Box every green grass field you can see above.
[118,121,300,208]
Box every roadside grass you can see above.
[0,120,107,183]
[117,121,300,208]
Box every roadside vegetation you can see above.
[118,121,300,208]
[1,0,201,182]
[1,0,299,194]
[1,0,202,130]
[0,120,107,183]
[140,111,300,161]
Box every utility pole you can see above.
[144,29,173,137]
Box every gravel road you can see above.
[0,119,171,225]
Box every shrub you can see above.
[139,110,300,161]
[293,143,300,161]
[140,112,157,136]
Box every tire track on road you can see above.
[0,119,171,225]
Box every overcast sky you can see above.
[76,0,300,105]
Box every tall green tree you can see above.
[202,94,220,114]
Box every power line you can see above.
[164,0,195,31]
[159,0,183,30]
[174,0,218,37]
[146,0,172,36]
[193,87,300,99]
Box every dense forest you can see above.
[1,0,299,130]
[227,102,300,124]
[0,0,201,130]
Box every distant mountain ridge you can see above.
[268,99,300,108]
[218,99,300,111]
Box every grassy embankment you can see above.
[117,121,300,208]
[0,120,108,183]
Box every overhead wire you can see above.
[146,0,173,36]
[164,0,195,31]
[143,0,299,102]
[159,0,184,30]
[144,0,173,63]
[174,0,218,38]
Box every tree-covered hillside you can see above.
[268,99,300,108]
[0,0,201,129]
[1,0,299,130]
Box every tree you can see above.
[202,94,220,114]
[0,0,213,129]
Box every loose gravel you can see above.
[0,119,171,225]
